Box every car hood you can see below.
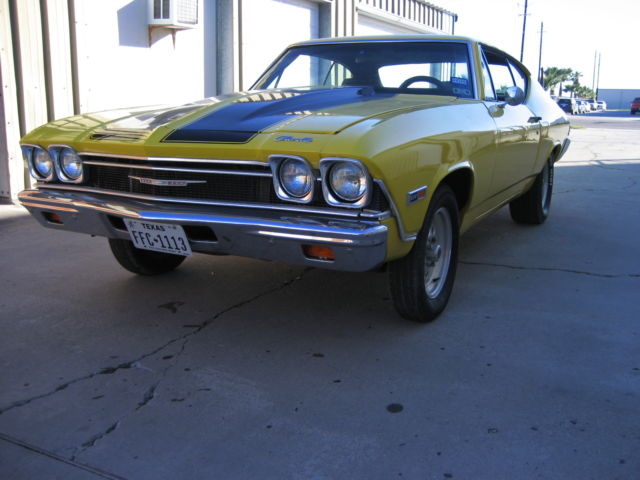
[28,88,459,145]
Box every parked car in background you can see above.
[577,100,589,114]
[597,101,607,111]
[17,35,571,323]
[557,98,578,115]
[588,99,598,111]
[631,97,640,115]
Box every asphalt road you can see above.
[1,127,639,480]
[569,108,640,130]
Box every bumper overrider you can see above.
[18,189,389,272]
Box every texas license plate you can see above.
[124,219,192,256]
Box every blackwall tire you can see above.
[108,238,186,275]
[388,185,460,323]
[509,158,554,225]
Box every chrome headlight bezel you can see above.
[319,158,371,208]
[50,145,84,183]
[22,145,55,181]
[269,155,315,204]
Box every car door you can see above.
[481,46,541,199]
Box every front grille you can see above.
[74,155,389,212]
[86,164,270,203]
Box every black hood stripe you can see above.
[162,88,392,144]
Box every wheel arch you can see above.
[438,166,474,214]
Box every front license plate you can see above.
[124,219,192,256]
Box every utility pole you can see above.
[596,53,601,100]
[520,0,529,62]
[591,50,597,94]
[537,22,544,84]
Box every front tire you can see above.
[389,185,460,323]
[509,158,554,224]
[108,238,186,275]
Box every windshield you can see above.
[253,41,474,98]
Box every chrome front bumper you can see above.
[18,189,388,272]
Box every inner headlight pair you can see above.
[269,155,370,208]
[22,145,83,183]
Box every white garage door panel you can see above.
[242,0,319,89]
[356,15,418,36]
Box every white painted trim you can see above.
[356,4,441,34]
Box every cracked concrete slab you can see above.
[1,126,639,479]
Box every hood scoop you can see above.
[90,129,150,142]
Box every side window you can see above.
[484,50,515,101]
[480,52,496,101]
[508,60,528,94]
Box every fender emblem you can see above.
[407,186,428,205]
[129,176,206,187]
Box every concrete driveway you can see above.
[1,126,639,479]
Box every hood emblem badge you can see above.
[275,135,313,143]
[129,176,206,187]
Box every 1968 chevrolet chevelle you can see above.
[18,35,570,322]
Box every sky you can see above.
[435,0,639,90]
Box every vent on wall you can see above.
[149,0,199,29]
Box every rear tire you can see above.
[388,185,460,323]
[108,238,186,275]
[509,158,554,225]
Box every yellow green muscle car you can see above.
[18,35,570,322]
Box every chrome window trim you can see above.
[253,39,478,100]
[82,160,272,178]
[293,38,470,46]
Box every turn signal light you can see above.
[302,244,335,261]
[43,212,63,224]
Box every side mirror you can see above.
[504,86,525,106]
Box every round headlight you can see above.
[329,162,367,201]
[60,148,82,181]
[33,148,53,179]
[279,158,313,198]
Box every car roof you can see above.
[291,34,478,46]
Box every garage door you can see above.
[241,0,319,89]
[356,12,422,35]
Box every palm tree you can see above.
[564,71,583,98]
[543,67,573,96]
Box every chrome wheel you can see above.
[424,207,453,298]
[389,185,459,322]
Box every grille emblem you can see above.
[129,176,206,187]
